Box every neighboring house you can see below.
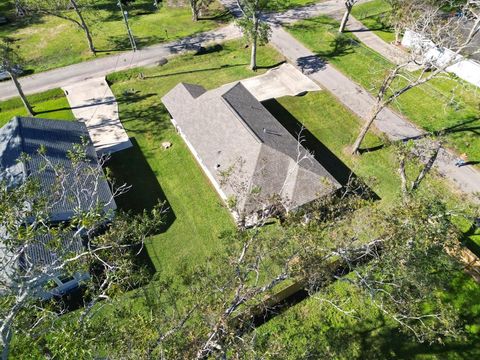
[402,17,480,88]
[162,82,341,224]
[0,117,116,299]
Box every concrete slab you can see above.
[240,63,321,101]
[63,77,132,154]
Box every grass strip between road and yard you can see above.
[0,0,230,73]
[351,0,396,43]
[0,88,75,125]
[285,14,480,163]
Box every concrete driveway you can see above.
[240,63,321,101]
[63,77,132,154]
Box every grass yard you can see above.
[105,40,285,275]
[2,36,478,358]
[351,0,396,43]
[102,39,479,358]
[265,0,320,11]
[286,15,480,163]
[0,88,75,125]
[259,92,480,360]
[256,269,480,359]
[0,0,229,73]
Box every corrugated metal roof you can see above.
[0,117,116,222]
[20,231,83,270]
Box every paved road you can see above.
[0,0,349,101]
[0,24,241,101]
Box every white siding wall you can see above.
[402,29,480,88]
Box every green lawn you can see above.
[105,41,285,275]
[265,0,320,11]
[257,269,480,359]
[351,0,396,43]
[103,39,478,357]
[0,88,75,125]
[0,0,229,73]
[286,15,480,163]
[2,36,478,358]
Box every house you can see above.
[0,117,116,299]
[162,82,341,224]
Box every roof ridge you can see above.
[221,83,263,144]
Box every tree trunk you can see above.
[250,15,258,71]
[118,1,137,51]
[9,71,35,116]
[398,155,408,196]
[395,30,400,44]
[339,4,353,33]
[250,36,257,71]
[411,143,441,191]
[351,104,382,154]
[191,1,199,21]
[70,0,96,54]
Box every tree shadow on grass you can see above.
[398,116,480,143]
[262,99,379,200]
[145,63,247,79]
[199,9,231,21]
[344,24,392,34]
[116,92,173,140]
[105,138,175,232]
[359,116,480,154]
[256,60,287,70]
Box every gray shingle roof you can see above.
[0,117,116,222]
[162,82,341,216]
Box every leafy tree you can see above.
[0,40,35,116]
[20,0,97,54]
[11,183,472,358]
[235,0,272,71]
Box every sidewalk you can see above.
[339,15,410,66]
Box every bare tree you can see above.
[235,0,271,70]
[118,0,137,52]
[339,0,359,33]
[351,0,480,154]
[0,40,35,116]
[396,138,443,196]
[386,0,422,44]
[188,0,213,21]
[21,0,97,54]
[0,142,164,359]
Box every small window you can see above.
[59,275,75,284]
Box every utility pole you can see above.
[117,1,137,52]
